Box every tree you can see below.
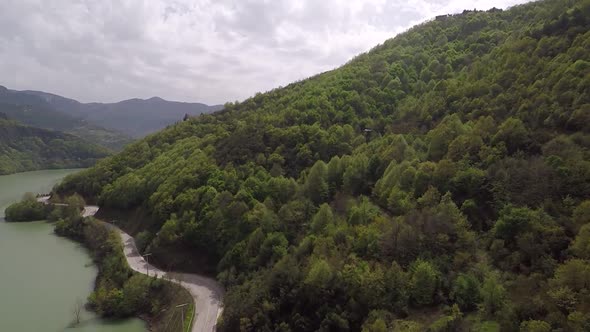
[257,232,288,266]
[305,161,329,205]
[387,186,415,216]
[348,197,380,225]
[267,176,297,205]
[4,195,48,222]
[362,318,388,332]
[573,200,590,231]
[384,262,410,313]
[547,286,577,313]
[493,206,535,243]
[121,275,151,315]
[71,298,83,326]
[428,304,462,332]
[305,259,333,289]
[451,273,481,311]
[310,204,334,234]
[427,114,466,161]
[550,259,590,292]
[571,224,590,259]
[567,311,590,332]
[519,320,551,332]
[492,117,530,153]
[480,273,506,317]
[409,260,439,306]
[343,154,370,195]
[327,156,345,194]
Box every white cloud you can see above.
[0,0,530,104]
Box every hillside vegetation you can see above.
[0,114,110,175]
[57,0,590,330]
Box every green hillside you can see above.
[0,114,110,175]
[57,0,590,330]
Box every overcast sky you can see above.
[0,0,529,105]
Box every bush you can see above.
[135,231,154,253]
[428,305,462,332]
[4,193,48,222]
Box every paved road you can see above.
[76,203,224,332]
[117,228,224,332]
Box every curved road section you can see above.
[83,206,224,332]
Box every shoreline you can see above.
[57,216,195,332]
[26,197,224,331]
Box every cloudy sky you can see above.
[0,0,529,105]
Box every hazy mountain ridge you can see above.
[21,89,223,137]
[0,88,131,150]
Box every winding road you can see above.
[116,226,224,332]
[71,201,224,332]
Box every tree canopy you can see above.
[56,0,590,329]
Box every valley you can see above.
[1,0,589,330]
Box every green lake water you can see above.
[0,169,146,332]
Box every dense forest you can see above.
[0,114,110,175]
[57,0,590,330]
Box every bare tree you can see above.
[72,298,83,326]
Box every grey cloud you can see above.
[0,0,529,104]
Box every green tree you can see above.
[121,275,151,315]
[492,117,530,153]
[384,262,410,313]
[305,259,333,289]
[310,203,334,234]
[257,232,288,266]
[493,206,535,243]
[550,259,590,292]
[4,194,48,222]
[451,273,481,311]
[573,200,590,231]
[343,154,370,195]
[409,260,439,306]
[481,273,506,317]
[519,320,551,332]
[305,160,329,205]
[571,224,590,259]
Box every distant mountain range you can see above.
[0,85,222,174]
[0,86,223,148]
[20,89,223,138]
[0,87,130,150]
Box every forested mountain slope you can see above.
[0,114,110,175]
[21,90,223,138]
[0,88,131,150]
[57,0,590,330]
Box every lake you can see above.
[0,169,146,332]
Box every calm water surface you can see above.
[0,169,146,332]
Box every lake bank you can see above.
[0,169,146,332]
